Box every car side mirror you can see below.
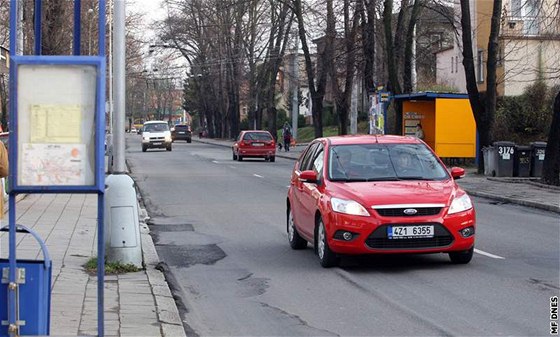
[299,170,318,183]
[450,167,465,180]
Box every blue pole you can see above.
[97,3,107,336]
[34,0,42,55]
[8,2,18,335]
[73,0,82,56]
[97,194,105,337]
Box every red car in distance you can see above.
[287,135,476,268]
[232,130,277,162]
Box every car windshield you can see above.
[144,123,169,132]
[243,132,272,141]
[328,143,450,182]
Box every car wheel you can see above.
[288,207,307,250]
[316,218,339,268]
[449,247,474,264]
[142,145,147,152]
[270,156,275,162]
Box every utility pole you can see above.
[112,0,125,173]
[291,33,299,141]
[350,77,358,134]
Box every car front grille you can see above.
[375,207,442,217]
[365,223,453,249]
[150,136,165,141]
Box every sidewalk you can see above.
[0,193,186,337]
[196,137,560,214]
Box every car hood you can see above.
[143,131,170,137]
[327,179,458,207]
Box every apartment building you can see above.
[436,0,560,96]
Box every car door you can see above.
[295,143,324,239]
[290,143,319,238]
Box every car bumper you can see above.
[142,140,171,148]
[324,208,476,255]
[172,133,192,140]
[237,147,276,157]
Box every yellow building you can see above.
[395,93,476,158]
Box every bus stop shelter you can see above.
[393,92,476,159]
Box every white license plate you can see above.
[252,143,264,146]
[153,142,162,146]
[178,131,185,134]
[388,225,434,239]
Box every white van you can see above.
[141,121,172,152]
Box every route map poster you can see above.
[20,143,86,186]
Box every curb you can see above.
[462,189,560,214]
[138,206,187,337]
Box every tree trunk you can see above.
[383,0,403,134]
[361,0,376,93]
[403,0,422,93]
[459,0,501,173]
[541,91,560,186]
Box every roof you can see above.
[393,92,468,100]
[144,120,168,124]
[319,134,423,146]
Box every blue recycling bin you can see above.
[0,225,52,336]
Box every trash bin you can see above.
[0,225,52,336]
[492,141,516,177]
[513,145,531,177]
[530,141,547,177]
[482,146,497,176]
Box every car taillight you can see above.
[266,141,273,146]
[242,140,251,146]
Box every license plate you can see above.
[153,142,162,146]
[252,143,264,146]
[178,131,185,134]
[387,225,434,239]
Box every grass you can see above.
[84,257,142,275]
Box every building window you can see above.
[477,49,484,83]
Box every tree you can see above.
[459,0,502,173]
[294,0,335,138]
[541,90,560,186]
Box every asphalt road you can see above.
[126,134,559,337]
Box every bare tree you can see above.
[294,0,335,138]
[541,90,560,185]
[459,0,502,173]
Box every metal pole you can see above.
[291,33,299,141]
[112,0,126,173]
[108,0,113,134]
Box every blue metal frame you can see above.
[8,56,106,194]
[8,0,107,336]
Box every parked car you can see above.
[141,121,172,152]
[287,135,475,268]
[171,124,192,143]
[232,130,276,162]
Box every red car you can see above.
[232,130,276,162]
[287,135,476,268]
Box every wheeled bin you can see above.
[491,141,516,177]
[513,145,531,177]
[530,141,547,177]
[482,146,497,176]
[0,225,52,337]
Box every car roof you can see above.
[320,134,423,146]
[241,130,271,134]
[144,120,167,125]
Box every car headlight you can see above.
[330,197,370,217]
[448,193,473,214]
[143,136,150,141]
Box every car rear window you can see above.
[175,125,190,131]
[243,132,272,141]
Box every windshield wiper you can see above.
[396,176,434,181]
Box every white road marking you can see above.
[212,160,219,164]
[474,248,505,259]
[253,174,264,178]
